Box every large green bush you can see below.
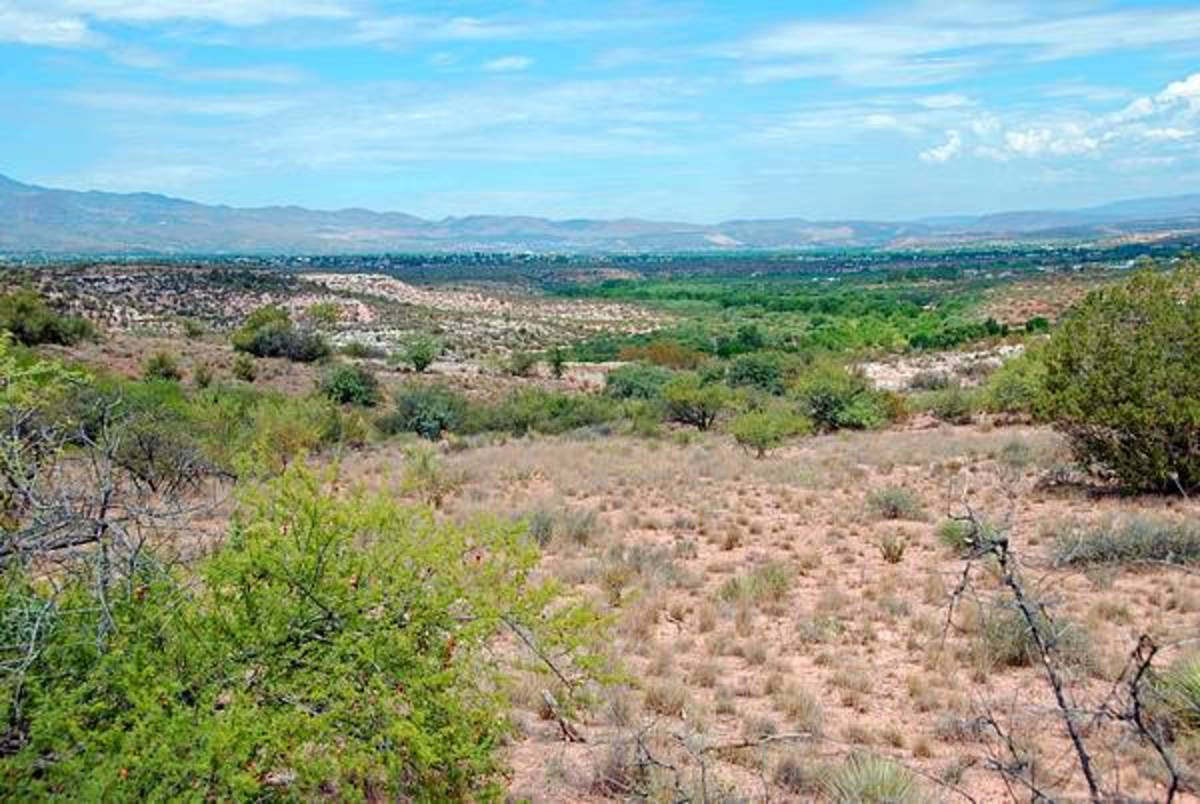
[604,363,674,400]
[792,361,891,431]
[1041,265,1200,493]
[378,383,468,440]
[0,469,602,800]
[320,362,381,407]
[468,388,620,436]
[983,348,1048,416]
[232,304,330,363]
[0,289,94,346]
[725,352,788,395]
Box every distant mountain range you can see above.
[2,173,1199,254]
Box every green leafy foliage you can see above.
[661,373,730,431]
[377,383,467,440]
[0,289,94,346]
[319,362,381,407]
[983,348,1048,415]
[398,334,441,373]
[467,388,620,437]
[604,363,674,400]
[728,406,810,457]
[142,351,182,382]
[0,468,604,800]
[725,351,789,395]
[793,361,892,431]
[231,304,330,363]
[1042,264,1200,492]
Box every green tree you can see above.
[319,362,381,407]
[399,334,441,373]
[729,407,810,458]
[662,373,730,431]
[1042,264,1200,492]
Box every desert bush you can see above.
[617,339,704,369]
[718,562,790,605]
[726,352,788,395]
[507,350,537,377]
[728,407,810,458]
[232,305,329,363]
[304,300,341,327]
[866,486,925,520]
[0,468,603,799]
[142,351,182,382]
[547,346,567,379]
[907,369,953,391]
[180,317,206,339]
[0,288,94,346]
[773,753,826,795]
[793,360,891,431]
[661,373,730,431]
[1041,264,1200,492]
[378,383,468,440]
[976,604,1092,671]
[398,334,441,373]
[919,385,978,424]
[402,444,463,508]
[469,388,619,437]
[340,340,386,359]
[1051,515,1200,568]
[231,353,257,382]
[1155,654,1200,734]
[877,532,907,563]
[605,363,674,400]
[983,348,1047,416]
[192,361,213,389]
[823,754,932,804]
[937,517,1002,556]
[319,362,381,407]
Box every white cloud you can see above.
[0,7,97,46]
[731,5,1200,87]
[482,56,533,73]
[920,130,962,163]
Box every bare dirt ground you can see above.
[345,423,1198,801]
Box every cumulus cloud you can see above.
[920,130,962,163]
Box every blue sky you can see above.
[1,1,1198,221]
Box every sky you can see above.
[1,1,1199,222]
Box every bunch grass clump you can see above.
[1051,515,1200,568]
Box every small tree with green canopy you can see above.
[0,467,605,799]
[398,333,441,373]
[729,407,810,458]
[1041,263,1200,493]
[662,373,730,431]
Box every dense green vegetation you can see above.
[558,273,1016,361]
[1042,263,1200,493]
[0,288,94,346]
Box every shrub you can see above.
[983,348,1047,416]
[304,301,341,327]
[469,389,619,437]
[232,305,329,363]
[548,346,567,379]
[1051,516,1200,568]
[823,754,932,804]
[907,369,953,391]
[877,532,907,563]
[142,352,182,382]
[378,383,467,440]
[793,361,891,431]
[976,605,1092,671]
[865,486,925,521]
[399,334,441,373]
[937,517,1002,556]
[320,362,381,407]
[662,373,730,431]
[605,363,674,400]
[180,317,206,339]
[0,289,94,346]
[617,340,704,369]
[921,386,977,424]
[507,351,537,377]
[728,407,810,458]
[340,341,387,359]
[1041,264,1200,493]
[718,562,791,605]
[726,352,786,395]
[231,353,257,382]
[1156,654,1200,734]
[401,444,463,508]
[0,468,602,799]
[192,361,214,389]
